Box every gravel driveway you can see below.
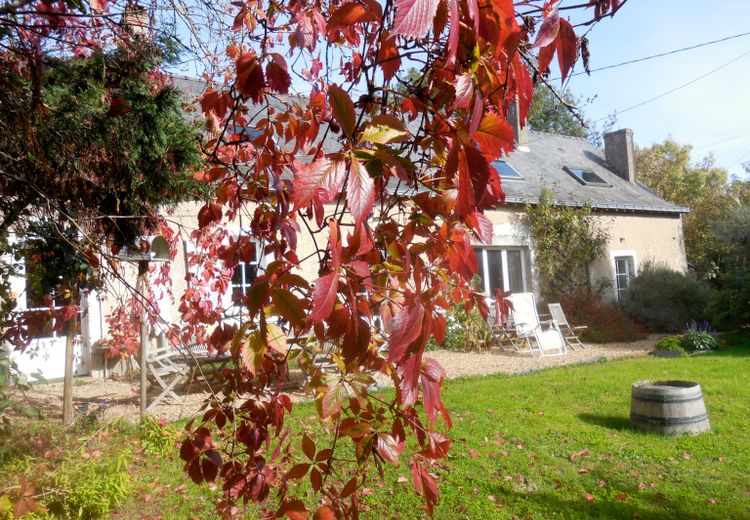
[18,336,658,423]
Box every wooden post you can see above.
[62,316,76,426]
[137,260,149,416]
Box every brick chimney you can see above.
[604,128,636,183]
[121,1,150,39]
[508,97,530,152]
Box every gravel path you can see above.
[17,336,659,423]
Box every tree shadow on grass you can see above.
[578,413,632,431]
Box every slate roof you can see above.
[499,131,688,214]
[170,75,687,215]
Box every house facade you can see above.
[5,80,688,381]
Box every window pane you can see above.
[486,250,505,294]
[245,263,258,286]
[491,160,523,179]
[472,248,485,291]
[614,256,635,300]
[506,250,524,293]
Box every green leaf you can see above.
[328,84,356,139]
[359,115,409,144]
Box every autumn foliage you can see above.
[173,0,624,517]
[0,0,623,516]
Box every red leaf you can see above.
[555,18,578,84]
[90,0,107,12]
[537,43,556,75]
[392,0,440,39]
[432,313,446,344]
[410,460,440,514]
[279,499,307,520]
[198,202,222,229]
[302,434,316,460]
[339,420,372,439]
[376,433,403,463]
[377,32,401,81]
[310,467,323,491]
[285,463,311,479]
[468,449,479,458]
[313,505,336,520]
[452,73,473,110]
[347,159,375,226]
[328,84,356,138]
[266,53,291,94]
[321,381,347,418]
[386,303,425,363]
[236,52,264,103]
[616,492,628,502]
[293,157,346,209]
[328,2,379,35]
[474,113,515,161]
[532,8,560,49]
[308,271,338,323]
[584,492,595,502]
[445,0,459,65]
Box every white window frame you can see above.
[610,249,637,302]
[229,239,267,305]
[473,247,529,296]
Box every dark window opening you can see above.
[564,166,610,186]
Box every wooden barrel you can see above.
[630,380,710,435]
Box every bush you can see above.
[559,289,647,343]
[427,303,492,351]
[654,336,686,355]
[680,331,718,352]
[708,270,750,331]
[52,450,132,519]
[622,264,715,332]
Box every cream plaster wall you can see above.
[589,213,687,301]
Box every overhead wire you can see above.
[552,30,750,81]
[592,48,750,122]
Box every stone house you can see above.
[6,79,688,380]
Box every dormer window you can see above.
[492,160,523,180]
[564,166,610,187]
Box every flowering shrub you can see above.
[560,289,647,343]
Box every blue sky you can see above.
[563,0,750,180]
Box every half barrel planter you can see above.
[630,380,710,435]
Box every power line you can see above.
[593,48,750,122]
[694,131,750,151]
[555,30,750,81]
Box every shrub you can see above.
[559,289,647,343]
[680,331,718,352]
[654,336,686,355]
[427,303,492,351]
[708,269,750,331]
[49,449,132,518]
[139,416,178,457]
[622,264,715,332]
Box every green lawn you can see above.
[3,342,750,519]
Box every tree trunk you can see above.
[62,316,76,426]
[137,260,149,416]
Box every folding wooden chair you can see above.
[548,303,587,350]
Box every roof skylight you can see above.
[492,160,523,180]
[564,166,610,187]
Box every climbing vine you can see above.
[523,190,610,300]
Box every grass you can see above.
[2,338,749,519]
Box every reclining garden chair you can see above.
[548,303,587,350]
[508,293,566,357]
